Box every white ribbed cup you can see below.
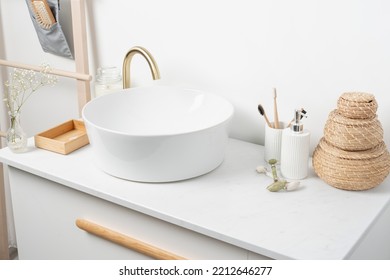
[264,122,285,163]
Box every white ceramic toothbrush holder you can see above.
[264,122,286,163]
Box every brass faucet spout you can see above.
[122,46,161,88]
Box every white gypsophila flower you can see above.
[3,63,58,117]
[40,63,58,86]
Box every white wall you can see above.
[89,0,390,152]
[1,0,389,151]
[0,0,389,256]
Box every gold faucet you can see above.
[122,46,161,88]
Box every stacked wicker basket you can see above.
[313,92,390,190]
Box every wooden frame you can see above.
[0,0,91,259]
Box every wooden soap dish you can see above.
[35,119,89,155]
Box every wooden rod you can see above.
[75,219,187,260]
[0,59,91,81]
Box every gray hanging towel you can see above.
[25,0,73,59]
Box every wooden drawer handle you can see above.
[75,219,186,260]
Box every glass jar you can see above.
[94,66,122,98]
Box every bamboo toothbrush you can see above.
[30,0,56,30]
[258,104,272,128]
[273,88,280,128]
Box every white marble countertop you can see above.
[1,138,389,259]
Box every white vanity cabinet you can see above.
[1,138,390,260]
[8,167,255,260]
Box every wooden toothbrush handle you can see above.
[273,88,279,128]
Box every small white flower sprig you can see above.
[256,159,300,192]
[3,63,58,118]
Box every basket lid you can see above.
[337,92,378,119]
[339,92,375,103]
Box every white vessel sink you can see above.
[82,86,234,182]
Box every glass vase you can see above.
[6,113,27,153]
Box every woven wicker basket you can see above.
[312,138,390,191]
[324,110,383,151]
[337,92,378,119]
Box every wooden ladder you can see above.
[0,0,91,259]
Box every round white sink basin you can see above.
[82,86,234,182]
